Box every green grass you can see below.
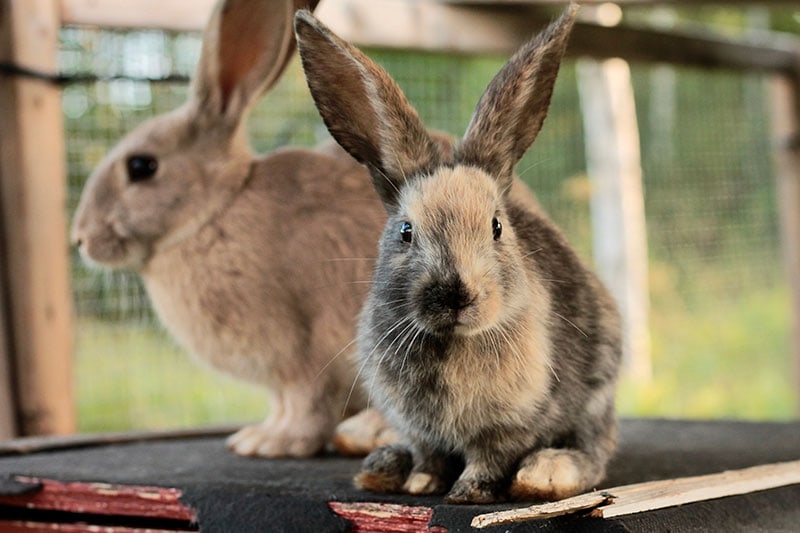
[617,281,796,420]
[75,320,265,433]
[75,277,797,432]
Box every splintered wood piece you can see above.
[471,491,614,528]
[329,502,447,533]
[472,459,800,528]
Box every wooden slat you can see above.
[771,71,800,414]
[329,502,446,533]
[0,245,17,440]
[0,522,188,533]
[0,0,75,436]
[60,0,215,31]
[577,56,652,382]
[58,0,800,76]
[0,477,195,521]
[472,459,800,527]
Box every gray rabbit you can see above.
[295,3,622,503]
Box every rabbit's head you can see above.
[295,6,577,337]
[72,0,317,269]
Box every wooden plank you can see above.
[329,502,446,533]
[0,477,195,521]
[0,0,75,436]
[771,71,800,415]
[577,56,651,382]
[60,0,215,31]
[0,522,188,533]
[0,243,17,440]
[58,0,800,76]
[0,424,238,456]
[472,459,800,527]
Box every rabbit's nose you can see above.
[423,276,474,313]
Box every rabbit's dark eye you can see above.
[126,155,158,183]
[400,221,413,243]
[492,217,502,241]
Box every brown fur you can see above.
[71,0,390,458]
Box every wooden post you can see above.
[0,0,75,435]
[576,57,652,383]
[0,252,17,440]
[771,70,800,416]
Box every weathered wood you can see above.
[0,477,195,521]
[318,0,800,73]
[60,0,215,31]
[0,246,16,440]
[0,424,239,456]
[0,522,186,533]
[577,56,651,382]
[58,0,800,77]
[0,0,75,436]
[472,459,800,527]
[771,71,800,415]
[329,502,447,533]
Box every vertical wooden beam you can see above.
[577,57,652,383]
[0,0,75,435]
[771,69,800,416]
[0,243,17,440]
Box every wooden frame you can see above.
[0,0,75,437]
[0,0,798,439]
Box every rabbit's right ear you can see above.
[190,0,316,127]
[294,10,441,208]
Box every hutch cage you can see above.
[0,0,799,439]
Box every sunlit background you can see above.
[63,5,799,433]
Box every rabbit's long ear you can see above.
[456,4,578,192]
[190,0,316,125]
[294,10,440,208]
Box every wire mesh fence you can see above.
[61,25,794,433]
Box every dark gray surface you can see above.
[0,418,798,532]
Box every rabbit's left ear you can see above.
[295,10,441,209]
[456,4,578,192]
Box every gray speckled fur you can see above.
[296,3,622,503]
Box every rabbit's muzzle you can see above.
[419,275,477,329]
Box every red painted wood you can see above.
[329,501,447,533]
[0,520,187,532]
[0,477,195,521]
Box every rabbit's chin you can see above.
[417,307,501,338]
[79,238,150,271]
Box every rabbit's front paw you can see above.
[402,472,447,495]
[226,422,327,458]
[354,445,413,493]
[445,477,504,504]
[333,408,399,456]
[509,448,587,501]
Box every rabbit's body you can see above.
[142,147,379,389]
[296,3,622,502]
[72,0,392,458]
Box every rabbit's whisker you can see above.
[366,317,417,406]
[342,316,411,415]
[552,311,589,339]
[314,336,357,380]
[373,165,402,196]
[516,156,552,177]
[521,247,544,259]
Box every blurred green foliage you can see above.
[65,9,798,432]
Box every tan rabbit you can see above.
[296,3,623,503]
[71,0,391,457]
